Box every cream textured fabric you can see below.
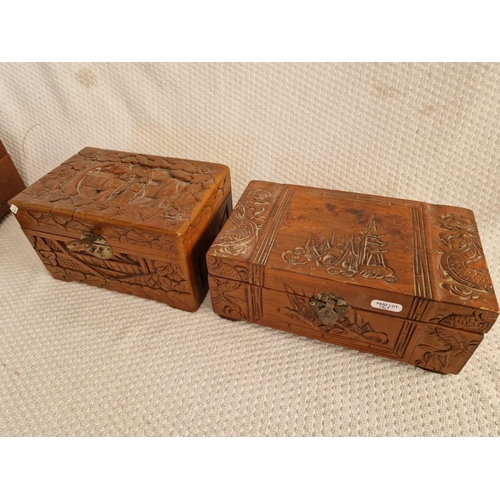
[1,63,499,436]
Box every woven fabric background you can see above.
[1,62,499,436]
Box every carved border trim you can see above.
[408,296,431,322]
[411,204,432,299]
[249,187,294,287]
[394,321,418,358]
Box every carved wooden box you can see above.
[206,181,498,374]
[1,140,26,220]
[10,147,232,311]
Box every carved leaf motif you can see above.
[151,237,174,251]
[155,262,189,294]
[46,193,72,203]
[71,195,88,207]
[85,275,107,287]
[22,148,218,233]
[16,209,39,227]
[52,199,77,211]
[279,307,317,328]
[63,269,86,282]
[46,266,67,281]
[65,219,92,233]
[125,230,154,245]
[40,172,65,191]
[35,237,52,252]
[39,250,57,266]
[146,275,161,288]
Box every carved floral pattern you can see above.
[209,189,276,257]
[15,148,219,229]
[282,216,397,283]
[434,213,493,300]
[278,284,389,344]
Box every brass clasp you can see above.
[66,232,113,260]
[310,293,350,324]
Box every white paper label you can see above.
[10,204,18,214]
[370,299,403,313]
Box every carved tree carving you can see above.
[282,216,397,283]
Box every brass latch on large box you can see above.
[66,232,113,260]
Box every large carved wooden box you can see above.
[10,147,232,311]
[206,181,498,374]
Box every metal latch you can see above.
[66,232,113,260]
[310,293,350,324]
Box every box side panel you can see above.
[263,269,415,319]
[12,206,185,263]
[422,203,499,329]
[207,275,483,374]
[186,191,233,307]
[23,228,199,312]
[182,171,232,249]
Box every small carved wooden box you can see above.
[10,147,232,311]
[207,181,498,374]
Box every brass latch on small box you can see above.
[66,232,113,260]
[310,293,350,324]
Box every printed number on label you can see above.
[370,299,403,313]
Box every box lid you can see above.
[10,147,230,260]
[207,181,499,334]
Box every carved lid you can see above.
[10,147,230,238]
[207,181,499,334]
